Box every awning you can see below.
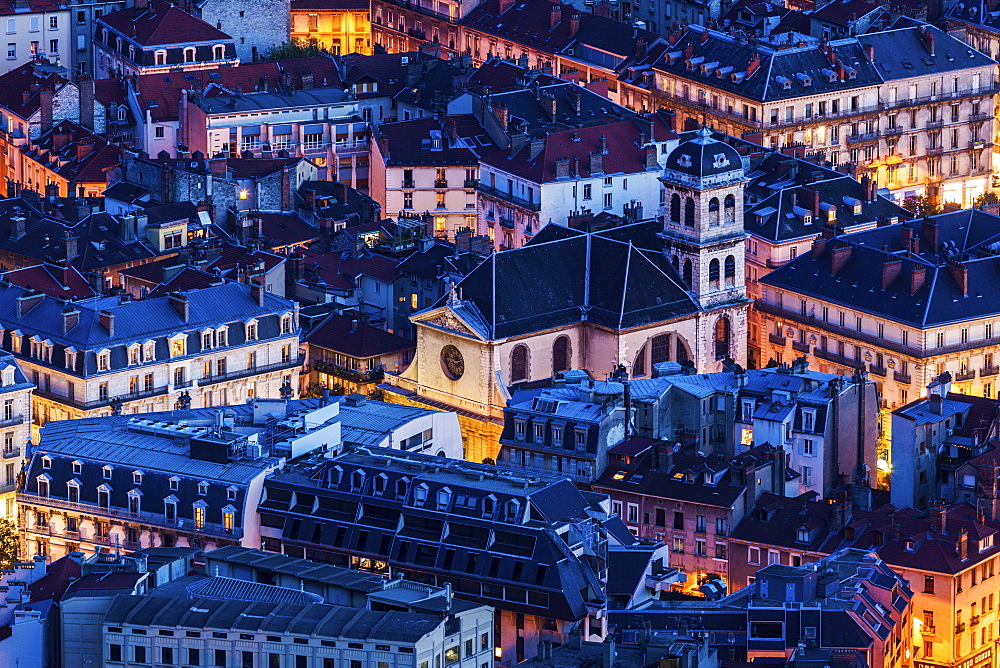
[241,125,261,135]
[303,124,325,134]
[271,124,292,135]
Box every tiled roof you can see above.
[25,120,123,185]
[257,213,321,249]
[376,117,485,167]
[0,60,69,120]
[305,313,415,358]
[99,0,232,47]
[224,158,305,180]
[29,555,82,604]
[812,0,882,25]
[4,262,98,300]
[481,120,654,183]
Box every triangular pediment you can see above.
[413,305,488,341]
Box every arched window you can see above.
[672,255,680,272]
[708,197,720,227]
[683,259,693,286]
[154,50,166,65]
[633,346,646,377]
[553,336,570,374]
[670,193,681,223]
[709,258,720,289]
[510,345,528,382]
[651,334,671,364]
[183,47,196,63]
[684,198,695,227]
[724,194,736,224]
[714,317,731,359]
[676,338,690,364]
[724,255,736,287]
[213,44,224,60]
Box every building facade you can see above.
[290,0,371,55]
[0,355,32,519]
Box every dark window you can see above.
[552,337,570,374]
[651,334,671,365]
[709,258,720,288]
[109,644,122,662]
[682,259,693,286]
[714,317,731,359]
[684,198,695,227]
[724,255,736,285]
[674,511,684,530]
[510,345,528,382]
[670,193,681,222]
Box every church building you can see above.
[382,129,752,462]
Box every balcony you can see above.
[463,178,478,189]
[894,372,912,385]
[34,384,169,411]
[920,625,936,635]
[956,622,966,634]
[792,341,810,353]
[0,416,24,428]
[969,112,992,122]
[869,365,887,377]
[971,615,981,626]
[970,139,988,149]
[402,179,414,189]
[927,146,944,155]
[814,347,863,369]
[883,126,904,136]
[768,333,786,346]
[16,492,242,541]
[765,258,787,269]
[311,360,384,385]
[846,131,880,145]
[956,370,976,382]
[499,215,515,229]
[476,182,541,212]
[200,356,303,387]
[982,365,999,377]
[2,448,20,459]
[926,119,944,128]
[434,179,448,188]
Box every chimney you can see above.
[803,187,820,217]
[881,258,901,289]
[98,309,114,336]
[76,139,94,161]
[15,291,44,317]
[62,305,79,334]
[168,292,190,322]
[929,393,944,415]
[919,27,935,56]
[39,87,53,133]
[12,216,25,240]
[746,56,761,78]
[569,13,580,35]
[250,280,266,305]
[645,144,658,169]
[550,4,561,29]
[830,243,852,274]
[540,93,557,121]
[64,232,78,260]
[636,37,647,59]
[812,237,827,259]
[528,136,546,160]
[863,44,875,63]
[901,226,913,249]
[589,151,603,175]
[280,167,292,212]
[554,157,570,179]
[947,261,968,297]
[492,102,509,128]
[567,86,581,115]
[79,76,96,130]
[910,266,926,294]
[931,503,947,532]
[598,134,608,154]
[959,528,968,560]
[568,626,583,650]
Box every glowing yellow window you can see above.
[194,506,205,529]
[170,339,185,357]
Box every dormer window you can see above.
[215,327,228,347]
[0,366,13,386]
[905,539,916,552]
[132,471,143,485]
[71,460,81,474]
[154,49,166,66]
[436,487,452,510]
[245,320,258,341]
[505,499,521,523]
[280,314,293,335]
[197,481,208,495]
[514,419,526,441]
[373,474,387,496]
[802,408,816,432]
[212,44,224,60]
[41,455,51,469]
[143,340,156,362]
[202,329,214,350]
[170,334,186,358]
[796,527,809,542]
[37,474,50,498]
[395,477,409,500]
[227,486,238,501]
[981,534,994,552]
[96,349,110,372]
[483,495,496,518]
[128,343,140,365]
[350,470,365,492]
[413,483,428,507]
[169,476,179,491]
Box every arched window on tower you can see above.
[684,198,695,227]
[724,194,736,224]
[553,336,570,374]
[670,194,681,223]
[714,317,732,359]
[708,197,720,227]
[510,345,528,382]
[724,255,736,287]
[651,335,671,364]
[709,258,720,290]
[682,259,693,287]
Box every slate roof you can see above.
[25,120,123,185]
[257,213,321,249]
[103,593,443,642]
[859,23,995,80]
[376,117,484,167]
[441,224,699,339]
[204,545,386,593]
[185,577,323,605]
[487,82,642,137]
[664,127,744,179]
[99,0,233,47]
[395,240,486,281]
[761,210,1000,328]
[305,313,415,358]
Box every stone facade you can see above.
[196,0,291,62]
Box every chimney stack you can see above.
[39,87,53,133]
[922,218,939,250]
[881,258,901,289]
[64,232,78,260]
[910,266,926,294]
[947,261,969,297]
[250,280,266,305]
[62,305,79,334]
[550,4,560,29]
[569,13,580,35]
[98,309,114,336]
[831,243,852,274]
[959,528,968,560]
[168,292,190,322]
[15,290,44,317]
[79,76,96,130]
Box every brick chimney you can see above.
[812,237,827,258]
[881,258,902,289]
[76,139,94,161]
[959,528,968,560]
[802,187,820,217]
[98,309,114,336]
[645,145,658,169]
[589,150,603,175]
[64,232,78,260]
[62,305,79,334]
[492,102,509,128]
[554,157,570,179]
[15,290,44,317]
[922,218,939,250]
[831,243,852,274]
[549,4,560,29]
[947,260,968,297]
[39,87,53,133]
[250,280,265,305]
[910,266,926,294]
[569,13,580,35]
[168,292,190,322]
[79,76,96,130]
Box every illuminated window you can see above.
[194,505,205,529]
[170,337,185,357]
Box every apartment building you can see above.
[67,0,125,77]
[0,355,32,519]
[291,0,371,55]
[259,446,671,663]
[758,209,1000,483]
[94,0,238,79]
[742,152,910,365]
[0,280,300,425]
[370,116,487,241]
[0,1,70,74]
[618,21,997,206]
[6,120,122,198]
[891,375,999,511]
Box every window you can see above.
[246,321,258,341]
[582,184,592,200]
[48,39,58,54]
[924,575,935,594]
[5,43,12,59]
[97,351,110,371]
[749,547,760,564]
[603,193,613,209]
[803,439,815,456]
[510,345,528,382]
[188,649,201,666]
[109,644,123,662]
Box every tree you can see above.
[974,191,1000,209]
[901,195,941,218]
[0,518,19,569]
[264,38,324,60]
